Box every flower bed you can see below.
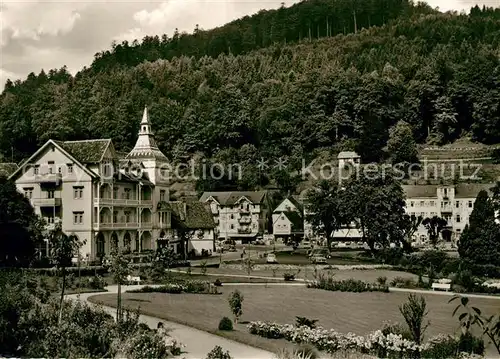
[306,278,389,293]
[220,264,392,271]
[247,321,422,357]
[127,280,220,294]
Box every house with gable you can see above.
[272,195,304,242]
[199,191,268,243]
[9,107,215,261]
[165,200,216,256]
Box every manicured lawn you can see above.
[89,285,500,354]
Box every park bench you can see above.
[126,275,142,285]
[432,282,451,292]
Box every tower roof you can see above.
[126,106,168,161]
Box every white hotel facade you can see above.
[8,107,215,260]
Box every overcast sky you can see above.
[0,0,498,90]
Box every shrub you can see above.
[418,250,448,274]
[120,330,171,359]
[308,274,389,293]
[376,276,387,287]
[381,322,412,340]
[200,260,208,275]
[128,284,184,294]
[228,290,244,323]
[399,294,429,345]
[214,279,222,286]
[284,273,295,281]
[458,332,485,355]
[206,345,232,359]
[218,317,233,331]
[295,343,319,359]
[452,270,476,292]
[376,248,405,265]
[422,334,459,359]
[390,276,416,288]
[88,274,106,290]
[295,316,318,329]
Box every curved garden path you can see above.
[66,286,275,359]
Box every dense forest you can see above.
[0,1,500,173]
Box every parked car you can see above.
[308,248,331,259]
[310,254,327,264]
[266,253,278,263]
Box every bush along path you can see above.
[66,285,274,359]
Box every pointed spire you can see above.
[141,106,149,124]
[126,107,168,161]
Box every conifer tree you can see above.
[458,190,500,266]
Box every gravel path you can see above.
[66,286,275,359]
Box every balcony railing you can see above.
[237,228,252,234]
[94,222,152,230]
[94,198,139,206]
[239,208,250,215]
[35,173,62,184]
[34,197,62,207]
[238,217,252,224]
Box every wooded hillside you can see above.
[0,2,499,169]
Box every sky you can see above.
[0,0,498,90]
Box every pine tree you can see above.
[458,190,500,266]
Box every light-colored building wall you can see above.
[273,213,292,236]
[188,229,215,255]
[202,193,266,242]
[11,107,214,262]
[403,184,494,244]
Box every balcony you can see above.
[139,200,153,206]
[94,222,139,230]
[35,173,62,184]
[34,197,62,207]
[237,227,252,234]
[440,205,453,213]
[238,217,252,224]
[239,207,250,215]
[94,197,139,206]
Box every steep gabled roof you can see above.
[0,163,18,177]
[288,195,304,212]
[55,139,112,164]
[283,211,304,232]
[199,191,266,205]
[9,139,98,180]
[169,201,216,229]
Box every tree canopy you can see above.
[458,190,500,266]
[1,3,499,176]
[0,177,44,266]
